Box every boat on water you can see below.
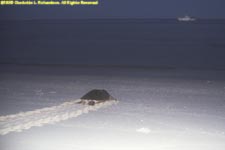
[178,15,196,22]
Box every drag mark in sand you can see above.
[0,99,118,135]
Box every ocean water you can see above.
[0,19,225,69]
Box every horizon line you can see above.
[1,63,225,71]
[1,17,225,21]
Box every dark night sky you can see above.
[0,0,225,20]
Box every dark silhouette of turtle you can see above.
[78,89,116,105]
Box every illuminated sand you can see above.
[0,65,225,150]
[0,99,118,135]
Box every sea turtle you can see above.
[77,89,116,105]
